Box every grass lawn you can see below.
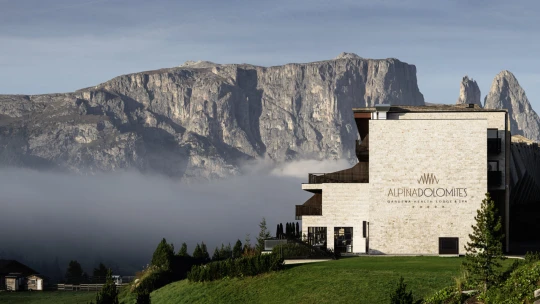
[149,256,477,304]
[0,290,96,304]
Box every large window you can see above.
[334,227,353,253]
[308,227,327,249]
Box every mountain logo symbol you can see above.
[417,173,439,184]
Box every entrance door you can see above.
[37,279,42,290]
[334,227,353,253]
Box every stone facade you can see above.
[299,107,508,255]
[369,119,486,254]
[301,183,370,253]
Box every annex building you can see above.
[295,104,510,255]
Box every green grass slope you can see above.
[149,256,465,304]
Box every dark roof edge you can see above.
[353,105,508,113]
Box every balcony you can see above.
[295,193,322,220]
[487,138,501,154]
[306,162,369,184]
[488,171,502,187]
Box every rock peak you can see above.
[179,60,218,68]
[334,52,362,60]
[456,75,481,107]
[485,71,540,142]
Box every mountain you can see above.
[456,76,481,107]
[0,53,424,179]
[484,70,540,142]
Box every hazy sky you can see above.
[1,0,539,109]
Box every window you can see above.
[308,227,327,248]
[334,227,353,253]
[439,237,459,255]
[29,279,36,285]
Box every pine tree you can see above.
[212,247,220,261]
[233,239,243,258]
[295,222,300,239]
[389,276,420,304]
[276,224,280,238]
[256,217,272,253]
[151,238,175,272]
[279,223,284,238]
[95,269,119,304]
[463,192,506,292]
[192,243,203,259]
[200,242,210,262]
[65,260,84,284]
[177,242,189,257]
[93,263,109,283]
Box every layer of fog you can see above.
[0,159,351,275]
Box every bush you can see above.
[187,254,284,282]
[423,286,469,304]
[483,261,540,303]
[271,243,312,258]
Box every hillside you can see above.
[143,257,462,304]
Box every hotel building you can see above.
[295,104,510,255]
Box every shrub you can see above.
[483,261,540,303]
[187,253,284,282]
[271,243,312,258]
[423,286,469,304]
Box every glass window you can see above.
[334,227,353,253]
[308,227,327,249]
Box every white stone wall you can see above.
[301,183,370,253]
[390,111,507,191]
[368,119,487,254]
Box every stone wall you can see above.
[368,119,487,254]
[301,183,370,253]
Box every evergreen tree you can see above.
[177,242,189,257]
[256,217,272,253]
[95,269,119,304]
[151,238,175,272]
[463,192,506,292]
[212,247,221,261]
[276,224,280,238]
[279,223,284,238]
[233,239,243,258]
[295,222,300,238]
[93,263,109,283]
[389,276,420,304]
[65,260,84,284]
[192,243,203,259]
[220,243,232,260]
[200,242,210,262]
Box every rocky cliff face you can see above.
[484,70,540,142]
[0,53,424,179]
[456,76,481,107]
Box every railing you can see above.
[308,173,368,184]
[488,138,501,154]
[295,205,322,219]
[57,283,129,291]
[488,171,502,187]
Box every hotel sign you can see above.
[387,173,468,204]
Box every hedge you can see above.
[187,253,284,282]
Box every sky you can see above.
[1,0,540,109]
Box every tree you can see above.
[192,243,203,259]
[256,217,272,253]
[219,243,232,260]
[65,260,84,284]
[279,223,284,238]
[177,243,189,257]
[95,269,119,304]
[463,192,506,292]
[389,276,421,304]
[200,242,210,262]
[93,263,109,283]
[295,222,300,239]
[151,238,175,272]
[233,239,243,258]
[276,224,280,238]
[212,247,221,261]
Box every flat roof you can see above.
[353,104,508,113]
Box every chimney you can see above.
[372,104,391,120]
